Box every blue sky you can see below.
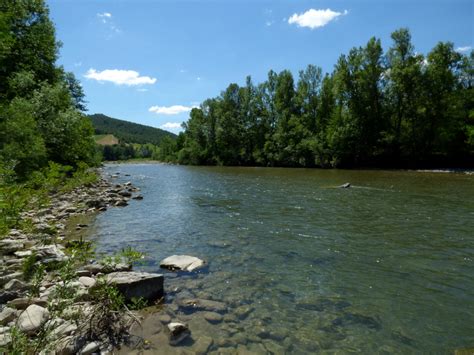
[48,0,473,133]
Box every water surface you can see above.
[89,164,474,353]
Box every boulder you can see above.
[132,195,143,200]
[105,271,164,302]
[160,255,205,272]
[167,322,190,346]
[339,182,351,188]
[17,304,49,334]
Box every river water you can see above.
[88,164,474,353]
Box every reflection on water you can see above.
[89,164,474,353]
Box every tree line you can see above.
[0,0,98,180]
[174,29,473,168]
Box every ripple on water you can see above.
[97,164,474,354]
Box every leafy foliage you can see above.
[176,29,473,168]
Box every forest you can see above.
[0,0,98,179]
[174,30,473,168]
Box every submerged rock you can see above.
[160,255,205,272]
[178,298,227,313]
[167,322,190,346]
[105,271,164,302]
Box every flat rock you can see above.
[0,239,25,254]
[17,304,49,334]
[0,307,16,325]
[8,297,48,310]
[4,279,29,292]
[167,322,190,346]
[105,271,164,302]
[160,255,205,272]
[83,262,131,275]
[32,245,67,263]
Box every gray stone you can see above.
[4,279,29,292]
[160,255,205,272]
[0,307,16,325]
[178,298,227,313]
[203,312,223,324]
[55,335,75,355]
[0,333,11,347]
[83,262,131,275]
[8,297,48,310]
[0,272,22,287]
[17,304,50,334]
[32,245,67,263]
[78,276,96,288]
[132,195,143,200]
[0,239,25,254]
[157,314,172,324]
[80,341,100,354]
[167,322,190,346]
[14,250,33,258]
[105,271,164,302]
[194,336,213,354]
[339,182,351,188]
[114,200,128,207]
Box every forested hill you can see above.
[89,114,176,145]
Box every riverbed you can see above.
[88,164,474,353]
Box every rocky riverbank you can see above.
[0,170,164,353]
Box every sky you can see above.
[47,0,473,134]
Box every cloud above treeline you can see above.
[149,105,197,115]
[160,122,182,130]
[456,46,472,53]
[84,69,157,86]
[288,8,348,29]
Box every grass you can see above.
[94,134,119,146]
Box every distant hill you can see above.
[94,134,119,146]
[89,114,175,145]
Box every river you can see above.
[86,164,474,353]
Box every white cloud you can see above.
[288,8,348,29]
[97,12,112,18]
[149,105,197,115]
[84,69,157,86]
[160,122,182,130]
[196,77,201,81]
[456,46,472,53]
[137,88,148,92]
